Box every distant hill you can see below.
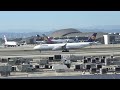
[0,25,120,39]
[78,29,118,33]
[80,25,120,33]
[0,32,52,39]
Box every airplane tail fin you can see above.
[4,35,7,42]
[42,34,53,44]
[42,34,49,40]
[36,34,40,37]
[74,36,79,42]
[87,33,97,42]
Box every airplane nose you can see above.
[33,45,40,50]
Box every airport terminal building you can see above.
[103,33,120,45]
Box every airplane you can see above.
[36,41,46,44]
[35,34,76,44]
[35,34,47,44]
[33,33,98,52]
[42,34,76,44]
[3,35,19,47]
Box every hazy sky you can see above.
[0,11,120,32]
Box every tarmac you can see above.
[0,44,119,58]
[3,74,120,79]
[1,71,120,79]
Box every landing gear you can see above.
[61,44,69,52]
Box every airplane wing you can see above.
[52,46,62,50]
[52,43,67,50]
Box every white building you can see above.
[103,35,109,45]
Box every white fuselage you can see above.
[3,35,18,47]
[5,41,17,46]
[33,42,92,51]
[36,41,46,44]
[51,39,74,43]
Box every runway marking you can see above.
[1,47,120,52]
[0,51,114,56]
[0,51,119,58]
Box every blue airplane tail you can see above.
[87,33,97,42]
[74,37,79,42]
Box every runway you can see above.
[3,74,120,79]
[0,45,120,58]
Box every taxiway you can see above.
[0,44,120,58]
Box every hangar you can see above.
[49,28,106,38]
[49,28,107,43]
[49,28,81,38]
